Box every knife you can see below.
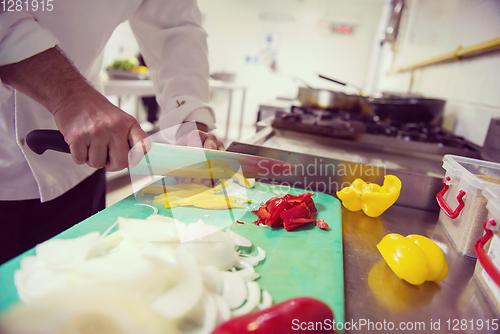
[26,129,293,179]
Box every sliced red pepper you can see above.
[316,219,329,230]
[266,198,289,227]
[252,193,318,231]
[280,202,315,231]
[257,206,271,220]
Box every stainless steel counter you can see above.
[228,127,499,333]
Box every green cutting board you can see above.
[0,182,344,325]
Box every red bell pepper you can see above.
[252,193,319,231]
[211,297,336,334]
[316,219,329,230]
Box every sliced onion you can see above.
[1,287,179,334]
[35,232,100,270]
[213,293,231,323]
[182,242,239,271]
[135,203,159,215]
[258,290,273,310]
[176,219,223,244]
[234,261,257,282]
[239,247,266,267]
[118,217,180,242]
[14,265,68,303]
[231,281,261,317]
[221,271,247,309]
[226,228,252,248]
[200,266,223,294]
[100,231,123,251]
[198,292,218,334]
[152,250,203,320]
[10,215,273,332]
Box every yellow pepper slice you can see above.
[336,175,402,217]
[377,233,449,285]
[148,181,251,210]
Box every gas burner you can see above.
[271,105,481,153]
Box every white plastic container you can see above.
[474,185,500,314]
[437,155,500,257]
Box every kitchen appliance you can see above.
[271,105,480,155]
[482,117,500,163]
[366,96,446,124]
[294,74,364,112]
[297,87,362,111]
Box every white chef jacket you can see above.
[0,0,216,202]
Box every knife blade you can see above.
[26,129,293,179]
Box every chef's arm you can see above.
[0,47,148,171]
[129,0,223,150]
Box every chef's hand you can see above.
[0,47,149,172]
[175,121,224,186]
[52,86,149,171]
[175,121,225,151]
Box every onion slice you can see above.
[258,290,273,310]
[239,247,266,267]
[221,272,247,309]
[152,250,203,320]
[135,203,159,215]
[231,281,261,317]
[226,228,252,248]
[213,293,231,323]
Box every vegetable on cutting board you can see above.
[336,175,402,217]
[142,180,253,210]
[251,193,328,231]
[212,297,336,334]
[377,233,449,285]
[1,216,273,334]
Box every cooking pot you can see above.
[367,96,446,124]
[297,87,363,111]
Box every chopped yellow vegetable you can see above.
[147,181,250,210]
[336,175,402,217]
[377,233,449,285]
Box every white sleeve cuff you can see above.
[183,108,216,131]
[158,95,216,131]
[0,12,59,66]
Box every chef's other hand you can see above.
[175,121,224,186]
[176,121,225,151]
[52,87,149,171]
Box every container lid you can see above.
[484,185,500,222]
[442,155,500,190]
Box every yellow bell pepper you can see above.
[376,233,449,285]
[336,175,402,217]
[147,182,251,210]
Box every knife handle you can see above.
[26,130,71,155]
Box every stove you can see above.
[272,105,481,155]
[251,104,482,177]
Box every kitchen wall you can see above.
[198,0,385,139]
[374,0,500,146]
[103,0,385,141]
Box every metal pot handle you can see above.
[474,219,500,287]
[436,176,466,219]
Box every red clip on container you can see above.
[474,185,500,314]
[437,155,500,257]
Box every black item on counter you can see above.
[366,97,446,125]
